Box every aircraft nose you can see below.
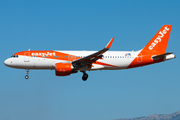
[4,59,11,66]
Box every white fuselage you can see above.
[4,50,141,70]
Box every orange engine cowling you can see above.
[55,63,72,76]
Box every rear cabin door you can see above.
[137,53,142,63]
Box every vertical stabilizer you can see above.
[127,25,173,68]
[142,25,172,55]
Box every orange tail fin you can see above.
[142,25,172,55]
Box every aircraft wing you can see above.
[72,37,114,64]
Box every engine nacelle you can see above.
[55,63,72,76]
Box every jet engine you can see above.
[55,63,73,76]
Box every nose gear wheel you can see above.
[25,69,29,79]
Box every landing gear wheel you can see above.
[82,73,88,81]
[25,69,29,79]
[25,75,29,79]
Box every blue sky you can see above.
[1,0,180,120]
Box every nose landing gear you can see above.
[25,69,29,79]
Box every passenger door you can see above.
[24,52,30,62]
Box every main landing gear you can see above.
[25,69,29,79]
[82,72,88,81]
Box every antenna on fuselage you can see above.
[28,49,30,51]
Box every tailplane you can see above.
[152,52,175,61]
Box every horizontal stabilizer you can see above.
[152,52,174,60]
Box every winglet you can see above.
[106,37,114,49]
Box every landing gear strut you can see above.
[82,72,88,81]
[25,69,29,79]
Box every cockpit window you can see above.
[11,55,19,58]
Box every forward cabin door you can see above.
[24,52,30,62]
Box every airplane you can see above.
[4,25,175,81]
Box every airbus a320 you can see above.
[4,25,175,81]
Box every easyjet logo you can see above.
[149,26,169,50]
[31,52,56,56]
